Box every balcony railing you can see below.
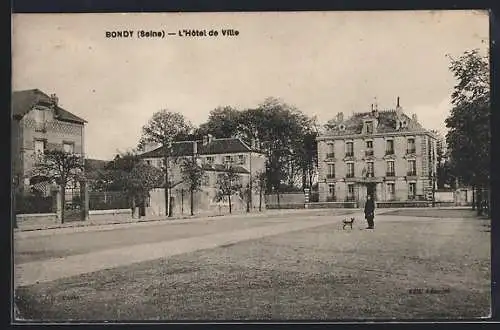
[385,150,395,155]
[365,172,375,178]
[386,172,396,177]
[345,151,354,157]
[406,148,416,154]
[326,152,335,159]
[407,194,417,200]
[326,196,336,202]
[326,174,335,179]
[346,173,355,178]
[407,171,417,176]
[345,196,356,202]
[365,150,374,156]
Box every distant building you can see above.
[316,97,438,205]
[139,134,267,215]
[11,89,87,196]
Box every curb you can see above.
[14,209,354,237]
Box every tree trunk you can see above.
[477,188,483,216]
[190,188,194,216]
[246,187,250,213]
[164,156,170,217]
[131,195,136,218]
[259,187,262,212]
[472,185,476,210]
[60,184,66,224]
[228,194,232,214]
[276,189,281,208]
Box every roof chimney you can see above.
[397,96,400,108]
[336,112,344,122]
[50,93,59,106]
[202,135,208,146]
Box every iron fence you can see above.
[15,193,54,214]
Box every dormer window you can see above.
[365,121,374,134]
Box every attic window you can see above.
[339,124,346,131]
[365,121,374,134]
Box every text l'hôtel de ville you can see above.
[105,29,239,39]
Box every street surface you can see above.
[14,208,490,320]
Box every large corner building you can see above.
[316,98,438,205]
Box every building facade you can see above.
[139,135,267,215]
[12,89,87,196]
[316,98,438,205]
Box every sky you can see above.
[12,10,489,160]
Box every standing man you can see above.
[364,194,375,229]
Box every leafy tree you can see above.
[180,157,205,216]
[445,48,490,215]
[215,166,242,214]
[196,106,241,139]
[127,161,164,216]
[31,149,85,223]
[139,110,193,216]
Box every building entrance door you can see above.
[367,183,377,200]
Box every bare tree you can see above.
[139,110,193,217]
[215,166,242,214]
[31,150,84,223]
[180,157,205,216]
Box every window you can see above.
[63,142,74,153]
[145,160,152,166]
[206,156,214,165]
[34,140,45,154]
[326,143,335,158]
[203,175,210,186]
[346,142,354,157]
[327,183,336,201]
[407,138,416,154]
[238,154,246,165]
[387,183,395,200]
[366,121,374,134]
[346,162,354,178]
[327,164,335,178]
[224,155,233,164]
[347,184,355,201]
[386,161,395,176]
[408,182,416,199]
[365,140,374,156]
[386,140,394,155]
[408,160,417,176]
[367,162,374,177]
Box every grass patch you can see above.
[15,214,490,321]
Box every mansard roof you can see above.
[139,137,257,158]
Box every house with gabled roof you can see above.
[139,134,267,216]
[12,89,87,197]
[316,97,438,206]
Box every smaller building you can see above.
[12,89,87,197]
[139,135,267,216]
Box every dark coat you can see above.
[364,199,375,218]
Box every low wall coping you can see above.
[89,209,131,215]
[17,213,57,218]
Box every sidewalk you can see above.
[14,208,351,238]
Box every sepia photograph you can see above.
[11,10,491,321]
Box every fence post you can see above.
[81,181,89,221]
[53,189,62,223]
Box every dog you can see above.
[342,217,355,230]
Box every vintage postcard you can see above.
[11,10,490,322]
